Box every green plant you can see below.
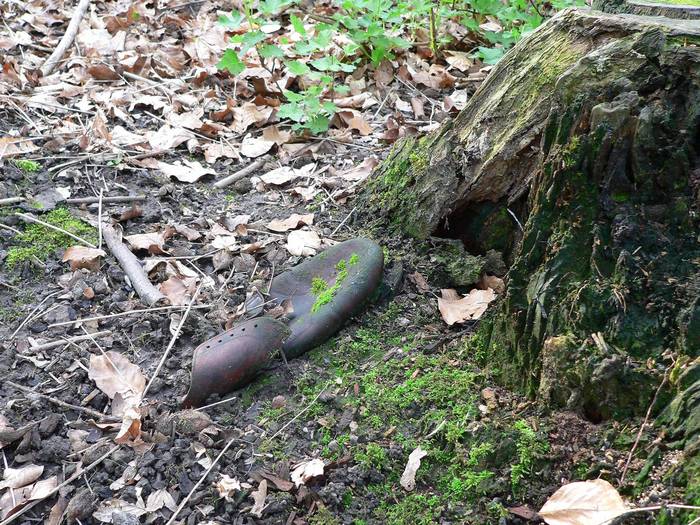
[12,159,41,172]
[5,208,97,270]
[511,419,549,493]
[355,443,389,470]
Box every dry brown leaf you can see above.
[0,137,38,158]
[240,135,275,158]
[145,489,178,513]
[437,288,497,325]
[157,160,215,183]
[88,351,146,403]
[250,479,267,518]
[479,274,505,294]
[62,246,106,272]
[215,475,242,500]
[444,51,474,72]
[291,459,325,488]
[124,231,170,255]
[266,213,314,232]
[336,158,378,182]
[539,479,628,525]
[203,142,239,164]
[159,275,196,305]
[0,464,44,490]
[286,229,321,256]
[400,446,427,491]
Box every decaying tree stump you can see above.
[358,7,700,498]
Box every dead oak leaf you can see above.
[62,246,106,272]
[124,229,171,255]
[157,160,216,183]
[437,288,497,325]
[266,213,314,232]
[539,479,628,525]
[286,229,321,256]
[400,446,427,491]
[88,351,146,402]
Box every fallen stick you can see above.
[29,330,112,352]
[15,213,96,248]
[0,197,24,206]
[66,194,145,205]
[6,381,119,422]
[101,223,166,306]
[0,444,120,525]
[143,284,202,397]
[214,159,265,189]
[40,0,91,77]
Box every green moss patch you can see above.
[5,208,97,270]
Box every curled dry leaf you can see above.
[479,274,505,294]
[266,213,314,233]
[145,489,178,513]
[438,288,497,325]
[215,475,242,500]
[88,351,146,406]
[62,246,106,271]
[539,479,628,525]
[335,157,378,182]
[0,464,44,490]
[291,459,325,488]
[157,160,216,183]
[240,135,275,158]
[286,229,321,257]
[124,229,172,255]
[400,446,427,491]
[260,163,315,186]
[250,479,267,518]
[0,475,57,520]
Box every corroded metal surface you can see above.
[182,317,290,408]
[269,237,384,358]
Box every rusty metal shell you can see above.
[182,317,289,408]
[269,237,384,358]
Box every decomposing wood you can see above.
[358,7,700,489]
[101,222,167,306]
[40,0,91,77]
[6,381,119,422]
[66,194,146,205]
[29,330,112,352]
[214,159,266,188]
[15,213,96,248]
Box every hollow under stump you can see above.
[357,7,700,505]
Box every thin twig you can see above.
[47,304,212,328]
[97,189,103,250]
[0,444,119,525]
[29,330,112,352]
[143,284,202,397]
[6,381,119,422]
[15,213,96,248]
[194,395,238,411]
[40,0,91,76]
[620,370,669,484]
[213,159,266,189]
[66,194,146,205]
[11,291,61,339]
[331,207,356,237]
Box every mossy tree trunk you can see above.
[359,7,700,499]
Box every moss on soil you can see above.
[4,208,98,270]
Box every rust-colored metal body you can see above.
[182,317,289,408]
[269,237,384,358]
[182,238,384,407]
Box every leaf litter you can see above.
[0,0,689,524]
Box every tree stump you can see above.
[358,7,700,498]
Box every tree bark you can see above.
[358,7,700,499]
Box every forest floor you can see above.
[0,0,692,523]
